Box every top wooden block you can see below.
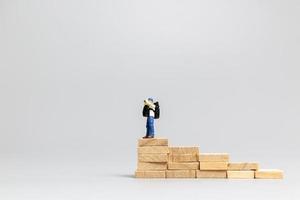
[138,138,168,146]
[169,147,199,154]
[199,153,229,162]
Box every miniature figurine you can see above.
[142,98,160,138]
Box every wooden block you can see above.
[138,146,169,154]
[199,153,229,162]
[137,162,167,170]
[169,147,199,154]
[170,154,198,162]
[135,171,166,178]
[227,171,255,179]
[168,162,199,170]
[166,170,196,178]
[196,170,227,178]
[228,162,259,171]
[138,154,168,162]
[138,138,168,146]
[200,162,228,170]
[255,169,283,179]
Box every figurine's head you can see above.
[147,98,153,102]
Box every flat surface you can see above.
[2,155,299,200]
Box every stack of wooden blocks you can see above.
[135,138,283,179]
[167,147,199,178]
[136,138,169,178]
[198,153,229,178]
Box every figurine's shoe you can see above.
[142,135,154,139]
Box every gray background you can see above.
[0,0,299,199]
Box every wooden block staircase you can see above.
[135,138,283,179]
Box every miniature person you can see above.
[142,98,160,138]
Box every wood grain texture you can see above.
[135,171,166,178]
[138,146,169,154]
[255,169,283,179]
[200,162,228,170]
[166,170,196,178]
[170,154,198,162]
[198,153,229,162]
[138,138,168,146]
[138,154,168,162]
[227,171,255,179]
[196,170,227,178]
[169,147,199,154]
[228,162,259,171]
[168,162,199,170]
[137,162,167,170]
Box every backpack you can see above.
[154,102,160,119]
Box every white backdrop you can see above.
[0,0,299,199]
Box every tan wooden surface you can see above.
[227,171,255,179]
[255,169,283,179]
[170,154,198,162]
[200,162,228,170]
[138,138,168,146]
[228,162,259,171]
[199,153,229,162]
[137,162,167,170]
[135,170,166,178]
[196,170,227,178]
[166,170,196,178]
[138,146,169,154]
[169,147,199,154]
[168,162,199,170]
[138,154,168,162]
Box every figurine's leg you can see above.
[148,117,154,138]
[148,126,154,138]
[143,118,150,138]
[143,117,154,138]
[146,124,150,136]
